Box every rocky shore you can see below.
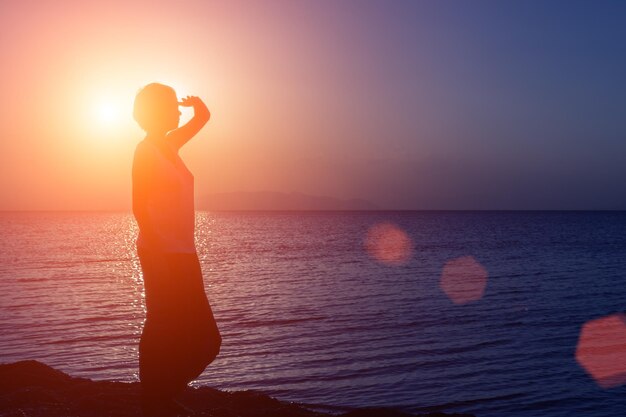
[0,361,475,417]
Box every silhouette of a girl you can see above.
[132,83,221,416]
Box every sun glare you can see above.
[94,100,120,126]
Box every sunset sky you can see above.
[1,0,625,210]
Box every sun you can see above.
[93,98,122,127]
[82,88,137,139]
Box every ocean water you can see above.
[1,211,626,417]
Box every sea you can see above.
[1,211,626,417]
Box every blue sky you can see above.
[331,0,626,208]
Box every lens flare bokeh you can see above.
[576,314,626,389]
[364,222,413,266]
[439,256,488,305]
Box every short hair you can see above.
[133,83,177,133]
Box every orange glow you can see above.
[1,1,439,210]
[576,314,626,389]
[439,256,488,305]
[364,222,413,266]
[1,1,359,210]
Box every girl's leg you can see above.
[170,252,222,384]
[138,248,188,415]
[137,249,221,414]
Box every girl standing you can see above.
[132,83,221,416]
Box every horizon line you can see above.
[1,209,626,213]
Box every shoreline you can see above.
[0,360,475,417]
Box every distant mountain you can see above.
[198,191,379,211]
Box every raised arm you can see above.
[166,95,210,150]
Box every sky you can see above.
[1,0,625,210]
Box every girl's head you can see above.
[133,83,181,134]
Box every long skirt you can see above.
[137,247,221,400]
